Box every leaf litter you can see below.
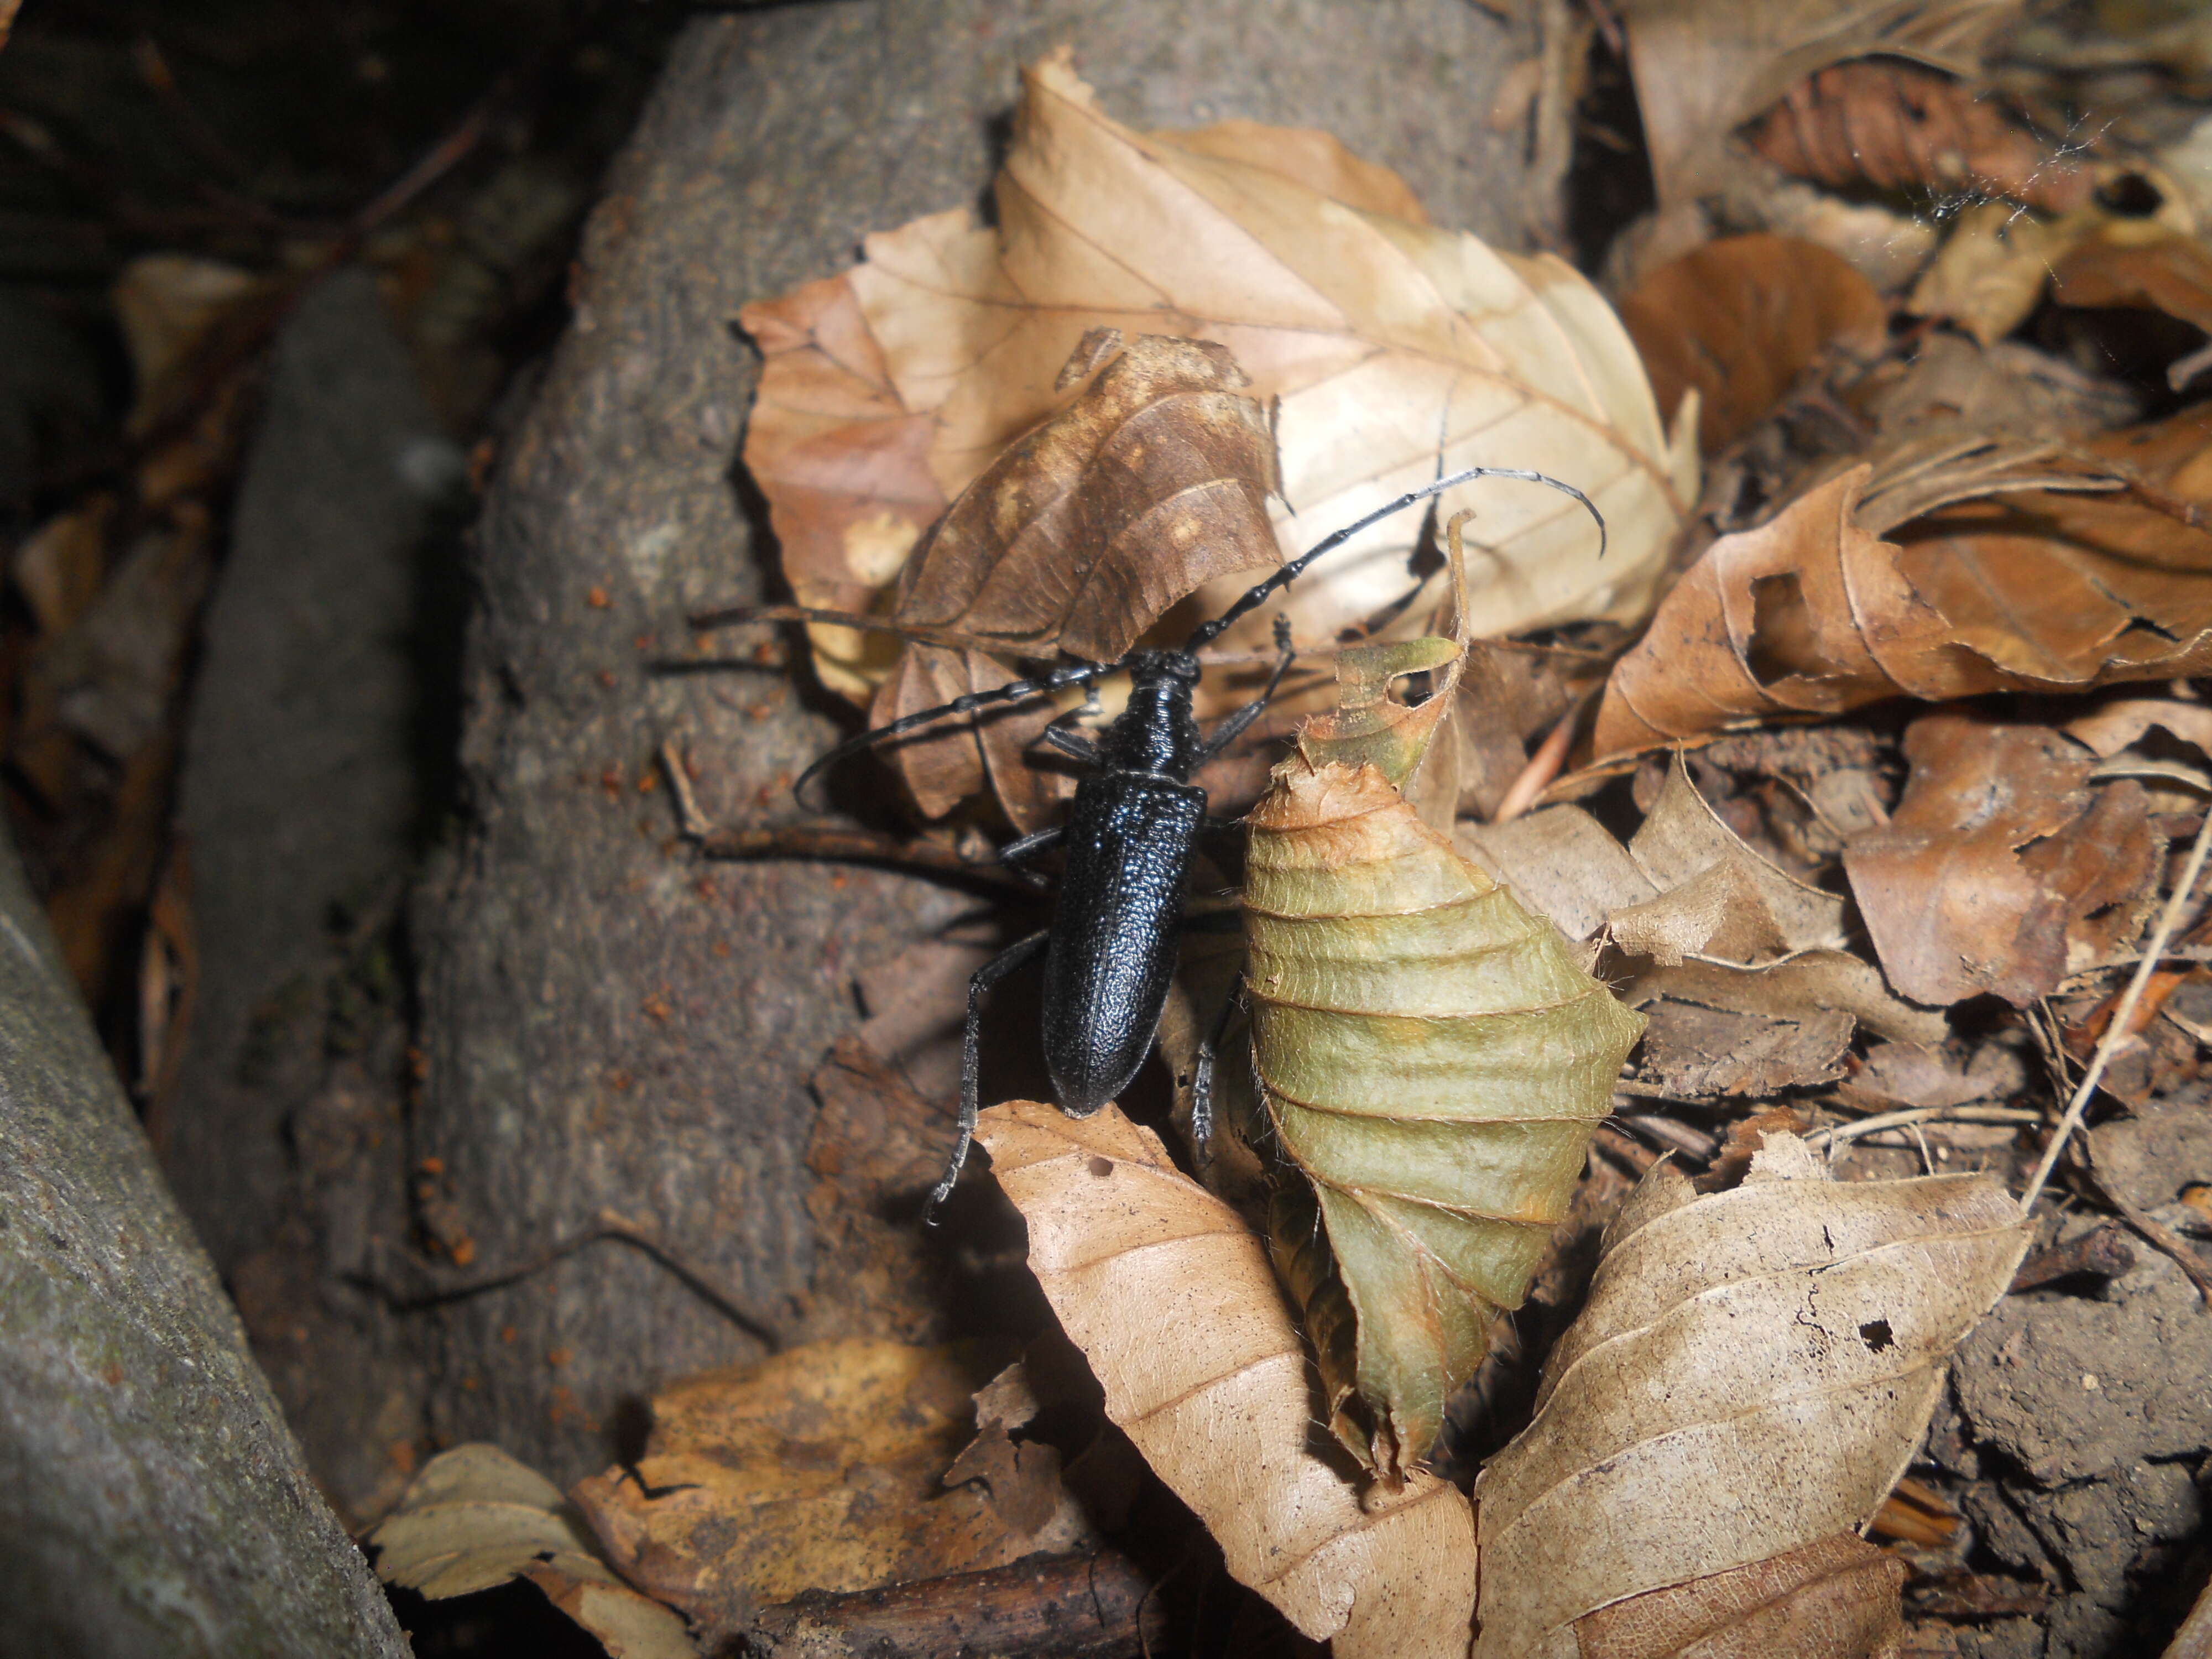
[346,15,2212,1658]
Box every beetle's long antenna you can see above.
[791,656,1122,806]
[1184,465,1606,651]
[689,601,986,655]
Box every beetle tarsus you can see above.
[928,927,1052,1224]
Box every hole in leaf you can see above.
[1744,571,1820,687]
[1859,1318,1895,1352]
[1087,1156,1114,1178]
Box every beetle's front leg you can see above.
[1198,614,1297,761]
[927,927,1052,1223]
[997,823,1064,890]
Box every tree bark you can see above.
[419,0,1546,1483]
[0,825,407,1659]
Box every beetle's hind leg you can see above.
[997,823,1063,890]
[927,927,1052,1224]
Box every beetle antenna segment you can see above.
[688,601,984,655]
[1184,465,1606,651]
[790,656,1123,806]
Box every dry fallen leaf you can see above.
[740,47,1694,806]
[1463,754,1945,1045]
[1473,1134,2027,1659]
[1636,998,1854,1096]
[1617,233,1887,454]
[1573,1532,1908,1659]
[369,1443,697,1659]
[1617,0,2020,206]
[2051,218,2212,348]
[1587,411,2212,759]
[972,1100,1477,1659]
[571,1339,1087,1648]
[1744,58,2090,213]
[1841,710,2162,1006]
[1243,754,1644,1480]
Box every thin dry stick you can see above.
[2022,807,2212,1211]
[1807,1105,2042,1151]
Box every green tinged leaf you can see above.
[1242,759,1645,1480]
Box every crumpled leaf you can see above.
[740,47,1694,809]
[1242,756,1645,1479]
[1636,998,1854,1096]
[1841,710,2162,1006]
[1472,1133,2028,1659]
[858,331,1283,820]
[972,1100,1477,1659]
[1587,413,2212,760]
[1462,754,1945,1045]
[1617,0,2019,206]
[1744,58,2090,213]
[1618,234,1886,454]
[571,1339,1087,1648]
[369,1443,697,1659]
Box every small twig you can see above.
[2023,806,2212,1211]
[2083,1132,2212,1308]
[2008,1220,2136,1293]
[1610,1110,1718,1163]
[1592,1120,1661,1174]
[1806,1105,2042,1152]
[360,1208,791,1348]
[1493,692,1590,823]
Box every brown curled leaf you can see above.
[1744,58,2091,213]
[1841,711,2162,1007]
[972,1100,1477,1659]
[1588,411,2212,761]
[1472,1135,2027,1659]
[1616,0,2018,206]
[1617,234,1887,455]
[1242,758,1645,1480]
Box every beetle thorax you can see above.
[1099,651,1202,779]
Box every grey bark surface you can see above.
[420,0,1543,1482]
[0,824,408,1659]
[163,268,462,1524]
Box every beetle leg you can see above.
[1041,723,1100,765]
[997,823,1064,890]
[1190,972,1244,1152]
[1197,615,1297,762]
[927,928,1052,1224]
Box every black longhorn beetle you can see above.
[766,465,1605,1219]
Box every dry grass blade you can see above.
[1473,1134,2027,1658]
[972,1101,1477,1659]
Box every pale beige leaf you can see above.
[972,1100,1475,1659]
[1907,203,2090,347]
[1472,1136,2027,1659]
[837,49,1693,662]
[369,1442,618,1601]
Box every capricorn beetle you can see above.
[774,465,1604,1218]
